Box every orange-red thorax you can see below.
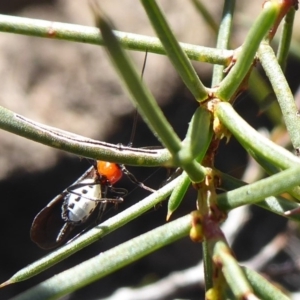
[96,161,123,185]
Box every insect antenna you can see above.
[120,50,156,193]
[128,50,148,148]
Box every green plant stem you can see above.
[211,0,235,87]
[167,171,191,220]
[248,69,282,126]
[216,2,279,101]
[175,106,213,182]
[0,106,169,166]
[217,165,300,211]
[140,0,208,102]
[0,14,232,65]
[219,171,300,222]
[181,106,213,161]
[242,267,290,300]
[214,102,300,170]
[202,240,214,290]
[277,7,296,71]
[211,240,254,299]
[258,43,300,151]
[2,176,181,285]
[11,214,191,300]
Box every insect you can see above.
[31,52,153,249]
[30,160,154,249]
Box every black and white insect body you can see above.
[56,172,102,244]
[62,177,101,224]
[30,163,125,249]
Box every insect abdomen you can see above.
[62,180,101,223]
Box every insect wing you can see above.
[30,192,70,249]
[30,166,96,249]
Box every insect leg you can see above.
[119,164,156,193]
[56,222,75,243]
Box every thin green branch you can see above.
[248,69,282,126]
[0,106,170,166]
[216,2,279,101]
[202,240,214,290]
[0,14,232,65]
[219,171,300,222]
[258,44,300,151]
[214,102,300,170]
[167,171,191,220]
[180,106,213,162]
[202,2,236,291]
[211,0,235,86]
[140,0,208,102]
[277,7,296,71]
[217,165,300,211]
[242,267,290,300]
[211,240,254,299]
[11,214,191,300]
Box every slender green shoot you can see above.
[0,14,232,64]
[258,44,300,151]
[140,0,208,102]
[211,0,235,86]
[216,2,279,101]
[277,7,296,71]
[217,165,300,211]
[0,106,169,166]
[214,102,300,170]
[242,267,290,300]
